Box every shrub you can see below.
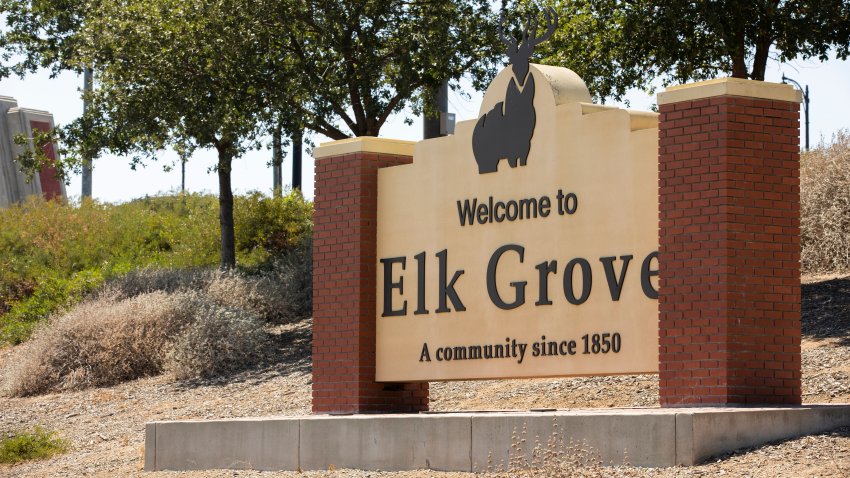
[2,292,193,396]
[2,287,277,396]
[167,296,268,380]
[208,240,313,323]
[1,268,111,345]
[99,240,313,324]
[261,239,313,322]
[801,130,850,274]
[98,266,211,301]
[234,190,313,264]
[0,190,312,344]
[0,427,68,464]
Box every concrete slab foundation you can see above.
[144,405,850,472]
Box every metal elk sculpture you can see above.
[472,7,558,174]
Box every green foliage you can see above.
[531,0,850,101]
[234,190,313,264]
[0,427,68,464]
[0,0,88,78]
[0,191,312,345]
[72,0,273,160]
[1,268,108,345]
[273,0,503,138]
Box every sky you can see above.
[0,53,847,203]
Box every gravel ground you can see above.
[1,277,849,477]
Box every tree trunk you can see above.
[272,124,283,198]
[731,39,748,78]
[216,143,236,269]
[750,43,770,80]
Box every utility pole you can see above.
[272,124,283,197]
[423,80,454,139]
[781,74,810,151]
[292,130,302,191]
[81,67,94,198]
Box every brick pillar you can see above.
[657,78,802,406]
[312,138,429,414]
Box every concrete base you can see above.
[144,405,850,472]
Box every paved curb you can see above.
[145,405,850,471]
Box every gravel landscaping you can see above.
[1,277,849,477]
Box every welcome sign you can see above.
[376,10,659,382]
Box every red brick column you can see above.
[657,79,802,406]
[312,138,428,414]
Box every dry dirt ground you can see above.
[1,277,849,477]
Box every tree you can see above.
[61,0,296,269]
[531,0,850,101]
[271,0,503,139]
[8,0,506,268]
[1,0,97,189]
[0,0,87,78]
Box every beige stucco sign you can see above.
[375,63,659,382]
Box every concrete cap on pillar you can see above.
[658,77,802,105]
[313,137,416,160]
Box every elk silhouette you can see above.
[473,8,557,174]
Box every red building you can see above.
[0,95,66,207]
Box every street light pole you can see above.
[81,67,94,197]
[781,74,810,151]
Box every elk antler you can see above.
[498,13,518,53]
[501,6,559,85]
[529,7,557,48]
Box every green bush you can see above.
[0,191,312,344]
[235,190,313,263]
[0,427,68,464]
[1,268,112,345]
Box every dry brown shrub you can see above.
[166,297,267,380]
[1,245,310,396]
[1,289,270,396]
[262,240,312,322]
[205,251,312,324]
[2,292,193,397]
[99,267,211,300]
[203,270,263,316]
[801,130,850,274]
[101,242,311,324]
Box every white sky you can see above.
[0,53,847,203]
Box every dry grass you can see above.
[801,130,850,274]
[488,421,640,478]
